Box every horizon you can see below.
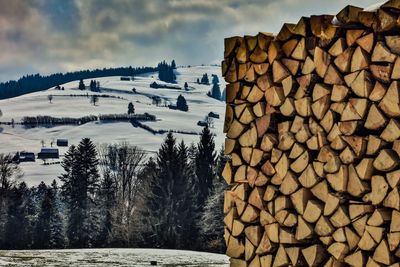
[1,0,379,82]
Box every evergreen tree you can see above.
[60,138,100,248]
[135,133,197,249]
[195,127,216,210]
[210,83,221,100]
[184,82,189,90]
[171,60,176,69]
[34,185,52,248]
[98,172,116,247]
[78,79,85,90]
[200,73,209,85]
[176,94,188,111]
[49,180,65,248]
[128,102,135,115]
[4,182,31,249]
[211,74,219,85]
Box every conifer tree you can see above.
[49,180,65,248]
[4,182,31,249]
[78,79,85,90]
[60,138,100,248]
[98,172,116,247]
[135,133,197,249]
[195,127,216,210]
[34,185,53,248]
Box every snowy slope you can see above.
[0,248,229,266]
[0,65,225,185]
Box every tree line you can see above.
[0,66,156,100]
[0,128,227,252]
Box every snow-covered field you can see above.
[0,248,229,266]
[0,65,225,185]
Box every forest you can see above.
[0,127,226,253]
[0,66,157,100]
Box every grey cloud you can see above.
[0,0,380,82]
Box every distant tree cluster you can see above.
[0,66,156,100]
[157,60,176,83]
[89,80,100,92]
[197,73,210,85]
[176,94,188,111]
[207,74,222,101]
[0,130,226,252]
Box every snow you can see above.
[0,248,229,266]
[0,65,225,186]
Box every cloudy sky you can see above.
[0,0,380,82]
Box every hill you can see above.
[0,65,225,185]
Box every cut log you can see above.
[302,245,325,267]
[351,46,370,72]
[365,104,387,130]
[314,46,331,78]
[379,81,400,117]
[373,149,399,172]
[372,41,396,63]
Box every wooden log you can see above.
[351,46,370,72]
[379,81,400,117]
[373,149,399,171]
[334,47,354,73]
[314,46,331,78]
[302,245,325,267]
[372,41,396,63]
[336,5,363,24]
[385,35,400,55]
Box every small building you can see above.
[38,148,59,159]
[57,139,68,147]
[208,112,220,119]
[19,152,36,162]
[197,121,208,127]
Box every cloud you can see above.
[0,0,380,82]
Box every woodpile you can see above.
[222,1,400,266]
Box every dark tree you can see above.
[134,133,197,249]
[176,94,188,112]
[210,83,221,100]
[90,95,99,106]
[98,172,116,247]
[184,82,189,90]
[4,182,32,249]
[157,61,176,83]
[78,79,86,90]
[128,102,135,115]
[60,138,100,248]
[171,60,176,69]
[34,185,53,248]
[195,127,216,209]
[49,180,65,248]
[200,73,210,85]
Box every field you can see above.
[0,65,225,185]
[0,248,229,266]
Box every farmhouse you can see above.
[57,139,68,147]
[37,148,59,159]
[208,112,220,119]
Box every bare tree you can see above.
[90,95,99,106]
[206,116,214,128]
[0,154,22,193]
[0,154,22,243]
[98,142,146,245]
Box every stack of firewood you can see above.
[222,1,400,266]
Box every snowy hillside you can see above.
[0,248,229,266]
[0,65,225,185]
